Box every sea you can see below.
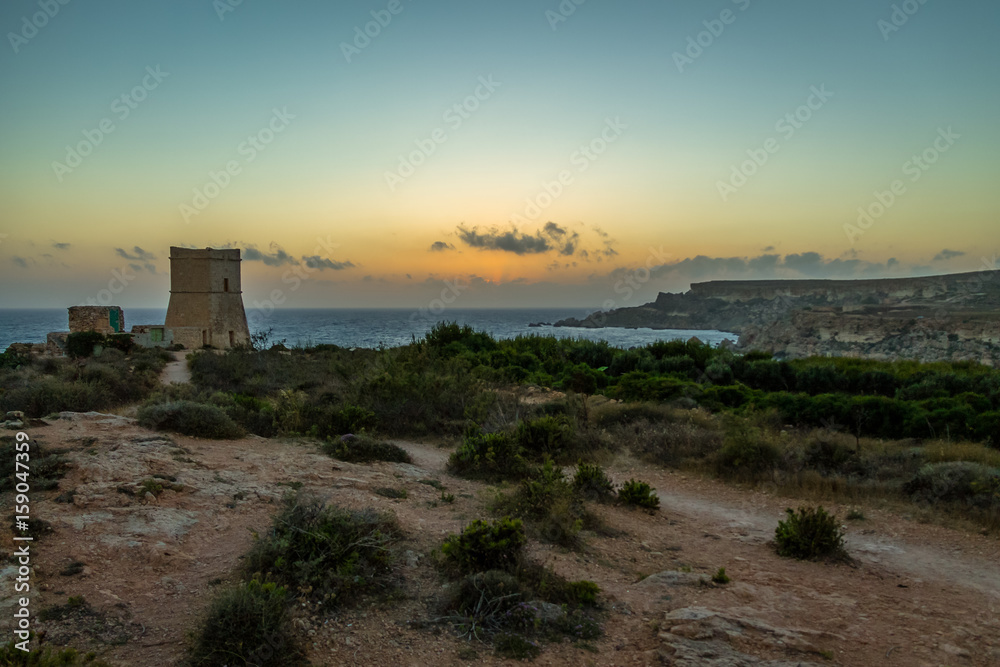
[0,308,736,352]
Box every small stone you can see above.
[144,491,157,503]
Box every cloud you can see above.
[51,242,71,250]
[243,245,296,266]
[933,249,965,261]
[454,221,587,257]
[302,255,355,271]
[457,224,552,255]
[115,246,155,261]
[429,241,455,252]
[544,222,567,238]
[11,256,28,268]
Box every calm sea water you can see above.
[0,308,736,352]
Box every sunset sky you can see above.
[1,0,998,311]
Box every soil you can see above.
[158,351,192,385]
[5,413,999,666]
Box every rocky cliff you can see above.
[554,270,1000,365]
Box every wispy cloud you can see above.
[429,241,455,252]
[115,246,156,261]
[933,248,965,261]
[302,255,355,271]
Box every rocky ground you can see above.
[4,412,999,666]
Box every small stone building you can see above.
[69,306,125,334]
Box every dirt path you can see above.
[158,351,191,385]
[11,419,1000,666]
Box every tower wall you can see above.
[164,247,251,348]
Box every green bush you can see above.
[493,632,542,660]
[774,506,846,560]
[188,578,303,667]
[571,461,615,502]
[493,461,585,548]
[441,517,526,574]
[715,419,780,478]
[565,579,600,605]
[0,643,113,666]
[447,428,530,481]
[65,331,107,358]
[903,462,1000,509]
[243,494,400,607]
[323,435,412,464]
[137,401,244,439]
[515,415,575,460]
[617,479,660,510]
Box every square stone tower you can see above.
[164,247,251,349]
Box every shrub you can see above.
[447,428,530,481]
[441,517,526,574]
[715,419,780,478]
[774,506,846,560]
[617,479,660,510]
[564,579,600,606]
[803,434,860,474]
[0,643,113,666]
[711,567,730,584]
[137,401,243,439]
[571,462,615,502]
[242,494,400,607]
[188,578,303,667]
[903,462,1000,509]
[515,415,575,460]
[65,331,107,358]
[493,632,542,660]
[323,435,412,464]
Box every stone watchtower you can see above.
[164,247,251,349]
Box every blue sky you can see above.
[1,0,997,308]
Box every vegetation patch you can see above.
[137,401,243,440]
[434,517,603,659]
[774,506,846,561]
[323,434,413,464]
[617,479,660,510]
[242,493,401,608]
[447,428,530,481]
[187,578,304,667]
[0,642,113,666]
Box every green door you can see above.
[109,309,120,332]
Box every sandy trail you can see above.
[158,351,192,385]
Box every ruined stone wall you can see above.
[68,306,125,334]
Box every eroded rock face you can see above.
[553,269,1000,365]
